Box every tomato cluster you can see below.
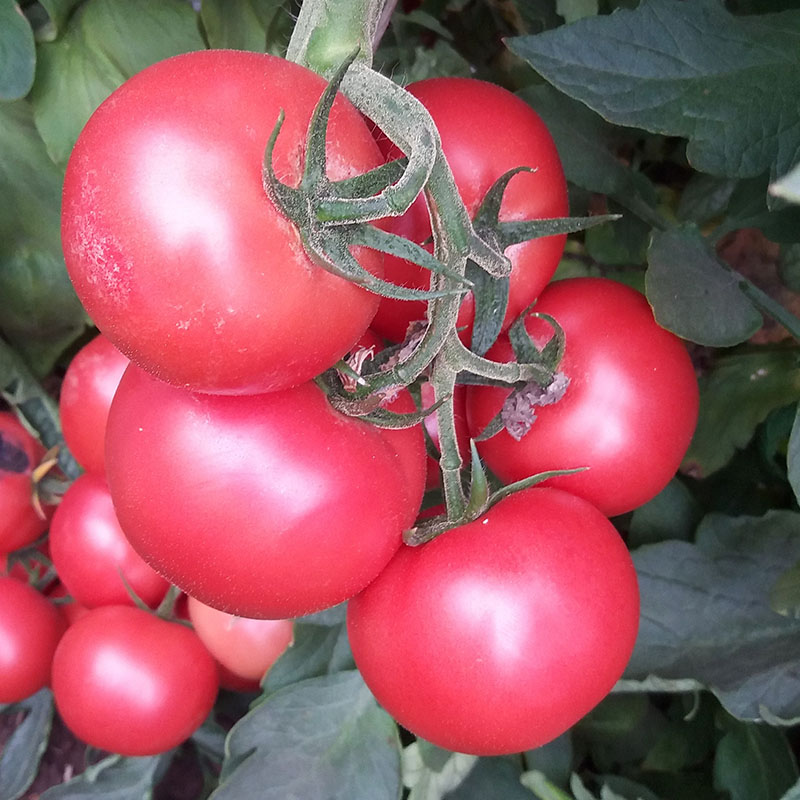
[3,49,700,760]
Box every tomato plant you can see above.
[348,487,640,755]
[0,576,66,703]
[51,605,219,756]
[187,595,293,688]
[370,77,568,344]
[49,472,169,609]
[467,278,699,517]
[58,334,129,474]
[0,411,47,554]
[104,363,426,619]
[61,49,387,395]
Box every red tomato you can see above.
[187,595,293,685]
[348,488,639,755]
[0,411,47,554]
[466,278,699,517]
[104,364,426,619]
[49,472,169,609]
[52,605,218,755]
[371,77,568,344]
[59,334,129,474]
[62,50,386,395]
[0,576,66,703]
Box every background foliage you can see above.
[2,0,800,798]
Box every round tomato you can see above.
[59,334,129,474]
[371,77,568,344]
[187,595,293,686]
[52,605,218,755]
[62,49,386,395]
[0,411,47,554]
[0,576,66,703]
[348,488,640,755]
[104,364,426,619]
[467,278,699,517]
[49,472,169,609]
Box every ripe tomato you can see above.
[62,49,386,395]
[0,411,47,554]
[105,364,426,619]
[466,278,699,517]
[0,576,66,703]
[59,334,129,474]
[52,605,218,755]
[49,472,169,609]
[371,77,568,344]
[187,595,293,686]
[347,488,640,755]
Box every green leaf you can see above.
[39,754,166,800]
[0,101,88,373]
[443,758,533,800]
[626,479,701,548]
[507,0,800,181]
[0,0,35,100]
[520,772,573,800]
[713,717,798,800]
[555,0,598,24]
[262,614,354,695]
[214,671,401,800]
[29,0,205,166]
[788,403,800,505]
[771,164,800,205]
[401,743,476,800]
[676,174,738,226]
[683,349,800,479]
[37,0,85,40]
[771,561,800,620]
[523,734,573,790]
[200,0,293,54]
[646,226,762,347]
[0,690,54,800]
[625,510,800,722]
[718,176,800,244]
[781,780,800,800]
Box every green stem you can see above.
[739,279,800,343]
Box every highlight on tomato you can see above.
[51,605,219,756]
[371,77,568,344]
[61,49,387,396]
[347,487,640,756]
[104,363,426,619]
[466,277,700,517]
[0,411,47,555]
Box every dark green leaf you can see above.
[401,743,476,800]
[443,757,532,800]
[584,210,649,267]
[39,754,166,800]
[507,0,800,181]
[646,226,762,347]
[627,479,701,548]
[0,0,35,100]
[262,614,354,695]
[713,716,798,800]
[0,690,54,800]
[625,510,800,722]
[37,0,84,38]
[214,671,401,800]
[30,0,205,166]
[684,349,800,479]
[523,734,573,789]
[788,403,800,505]
[676,174,738,226]
[200,0,291,53]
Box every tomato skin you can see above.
[49,472,169,609]
[59,334,129,474]
[52,605,218,756]
[62,50,385,395]
[347,488,639,755]
[187,596,293,685]
[466,278,699,517]
[371,77,568,344]
[0,412,47,554]
[105,364,426,619]
[0,576,66,703]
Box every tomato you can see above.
[104,363,426,619]
[187,595,293,686]
[49,472,169,609]
[0,576,66,703]
[52,605,218,755]
[466,278,699,517]
[62,49,387,395]
[59,334,129,474]
[0,411,47,554]
[370,77,568,344]
[348,488,639,755]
